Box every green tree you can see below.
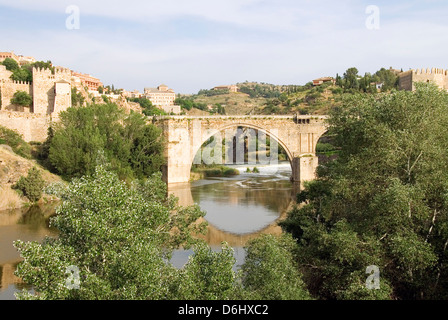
[173,242,240,300]
[240,234,312,300]
[280,83,448,299]
[11,68,32,82]
[123,111,165,179]
[48,103,164,180]
[71,87,85,107]
[14,166,208,300]
[11,91,32,107]
[0,125,32,158]
[375,67,399,91]
[1,57,19,71]
[14,167,46,202]
[343,67,359,91]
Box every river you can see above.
[0,162,296,300]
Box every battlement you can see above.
[54,66,72,75]
[12,80,31,85]
[399,67,448,91]
[412,68,448,75]
[32,67,52,75]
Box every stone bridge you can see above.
[153,115,328,184]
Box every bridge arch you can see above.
[189,122,295,170]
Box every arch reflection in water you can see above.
[168,162,297,267]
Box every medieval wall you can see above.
[0,65,12,81]
[0,80,32,112]
[0,110,51,142]
[32,67,72,114]
[399,68,448,91]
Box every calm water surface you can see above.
[0,162,295,299]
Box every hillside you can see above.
[179,81,341,116]
[177,67,400,116]
[0,144,62,211]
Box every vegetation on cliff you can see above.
[1,58,53,83]
[0,126,62,210]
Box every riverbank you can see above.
[0,144,62,211]
[190,164,240,181]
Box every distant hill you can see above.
[178,81,339,116]
[177,67,401,116]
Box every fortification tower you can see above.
[32,67,72,114]
[32,67,53,114]
[399,68,448,91]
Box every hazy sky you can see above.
[1,0,447,93]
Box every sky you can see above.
[1,0,448,94]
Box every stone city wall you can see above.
[399,68,448,91]
[0,110,51,142]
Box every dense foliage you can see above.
[11,91,33,107]
[174,97,208,111]
[336,67,399,93]
[46,103,165,180]
[71,87,85,107]
[280,83,448,299]
[14,166,311,300]
[1,58,54,83]
[14,167,207,299]
[14,167,45,202]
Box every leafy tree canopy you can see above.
[47,103,165,180]
[280,83,448,300]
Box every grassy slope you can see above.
[0,144,62,211]
[180,82,342,116]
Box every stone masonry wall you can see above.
[0,80,32,111]
[399,68,448,91]
[0,110,51,142]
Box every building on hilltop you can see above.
[71,71,104,91]
[0,51,36,66]
[398,68,448,91]
[312,77,335,86]
[144,84,176,107]
[0,51,20,64]
[122,89,142,99]
[213,84,239,92]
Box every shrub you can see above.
[0,125,32,158]
[14,167,45,202]
[11,91,33,107]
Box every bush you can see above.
[0,125,32,158]
[14,167,45,202]
[11,91,33,107]
[202,166,239,177]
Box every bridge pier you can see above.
[291,155,318,184]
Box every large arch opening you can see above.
[189,123,293,179]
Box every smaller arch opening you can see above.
[315,130,340,167]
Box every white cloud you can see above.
[1,0,448,93]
